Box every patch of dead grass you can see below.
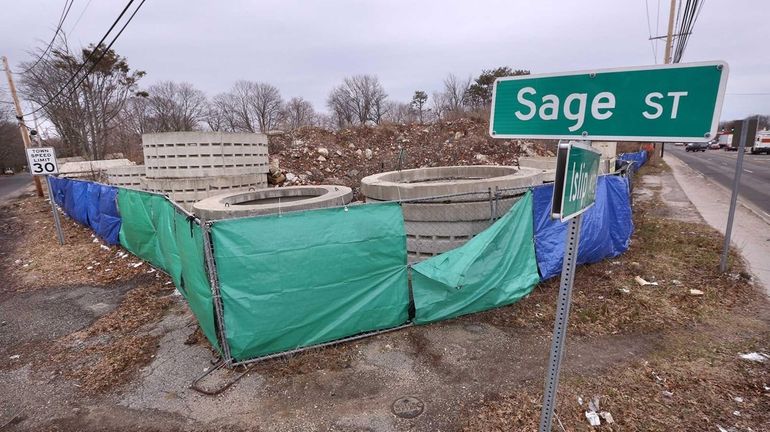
[0,193,148,294]
[473,161,758,337]
[45,277,176,394]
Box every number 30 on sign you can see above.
[26,147,59,175]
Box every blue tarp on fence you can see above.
[49,177,121,245]
[617,150,648,169]
[532,175,634,280]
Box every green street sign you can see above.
[490,61,728,142]
[551,142,601,221]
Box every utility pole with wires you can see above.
[664,0,677,65]
[657,0,678,159]
[2,56,44,197]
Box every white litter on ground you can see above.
[738,352,768,362]
[634,276,658,286]
[585,411,601,426]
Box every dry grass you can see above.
[460,160,770,431]
[46,277,176,394]
[472,162,757,337]
[1,193,178,395]
[0,192,149,293]
[463,308,770,431]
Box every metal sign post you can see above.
[538,141,599,431]
[488,62,730,430]
[539,212,583,431]
[719,117,757,272]
[45,176,65,245]
[25,147,64,245]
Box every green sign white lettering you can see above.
[551,142,601,221]
[490,61,728,142]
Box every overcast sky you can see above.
[2,0,769,120]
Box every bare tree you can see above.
[431,91,447,121]
[20,38,144,160]
[282,97,315,130]
[327,75,388,127]
[442,73,471,117]
[327,85,355,128]
[383,101,413,124]
[206,93,239,132]
[211,81,284,132]
[0,107,26,170]
[146,81,207,132]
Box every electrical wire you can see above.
[18,0,75,74]
[676,0,704,62]
[68,0,93,35]
[644,0,658,63]
[66,0,146,97]
[672,0,705,63]
[22,0,137,117]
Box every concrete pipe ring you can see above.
[193,185,353,220]
[360,165,545,262]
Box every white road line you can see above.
[744,169,754,173]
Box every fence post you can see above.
[488,188,494,222]
[201,219,234,365]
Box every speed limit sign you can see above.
[26,147,59,175]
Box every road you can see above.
[0,173,35,205]
[668,145,770,218]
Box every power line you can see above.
[66,0,147,97]
[672,0,705,63]
[18,0,75,74]
[68,0,94,35]
[22,0,137,117]
[644,0,658,63]
[676,0,704,62]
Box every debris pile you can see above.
[267,118,552,198]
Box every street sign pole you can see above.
[720,117,756,272]
[538,211,583,431]
[45,175,65,245]
[25,147,64,245]
[539,140,599,430]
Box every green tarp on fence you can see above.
[210,203,409,361]
[117,189,220,352]
[412,191,541,324]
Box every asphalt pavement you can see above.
[667,144,770,218]
[0,172,35,204]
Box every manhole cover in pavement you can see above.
[392,396,425,419]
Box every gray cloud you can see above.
[2,0,768,120]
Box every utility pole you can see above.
[658,0,678,159]
[2,56,44,197]
[663,0,677,65]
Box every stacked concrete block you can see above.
[58,159,133,179]
[141,132,270,209]
[105,165,146,189]
[518,156,557,182]
[361,166,545,263]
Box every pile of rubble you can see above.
[267,117,552,198]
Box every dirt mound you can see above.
[267,118,553,198]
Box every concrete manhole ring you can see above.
[391,396,425,419]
